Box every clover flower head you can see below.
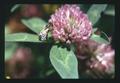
[49,4,92,43]
[76,40,115,78]
[93,44,115,75]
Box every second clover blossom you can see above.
[76,40,115,78]
[49,4,92,43]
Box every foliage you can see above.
[50,45,78,78]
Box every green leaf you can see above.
[92,28,98,33]
[87,4,107,25]
[5,33,41,42]
[5,42,18,61]
[11,4,22,12]
[104,9,115,16]
[90,34,110,44]
[45,69,55,76]
[5,25,10,34]
[50,45,79,79]
[104,5,115,16]
[21,18,47,34]
[101,31,110,42]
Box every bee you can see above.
[39,23,52,41]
